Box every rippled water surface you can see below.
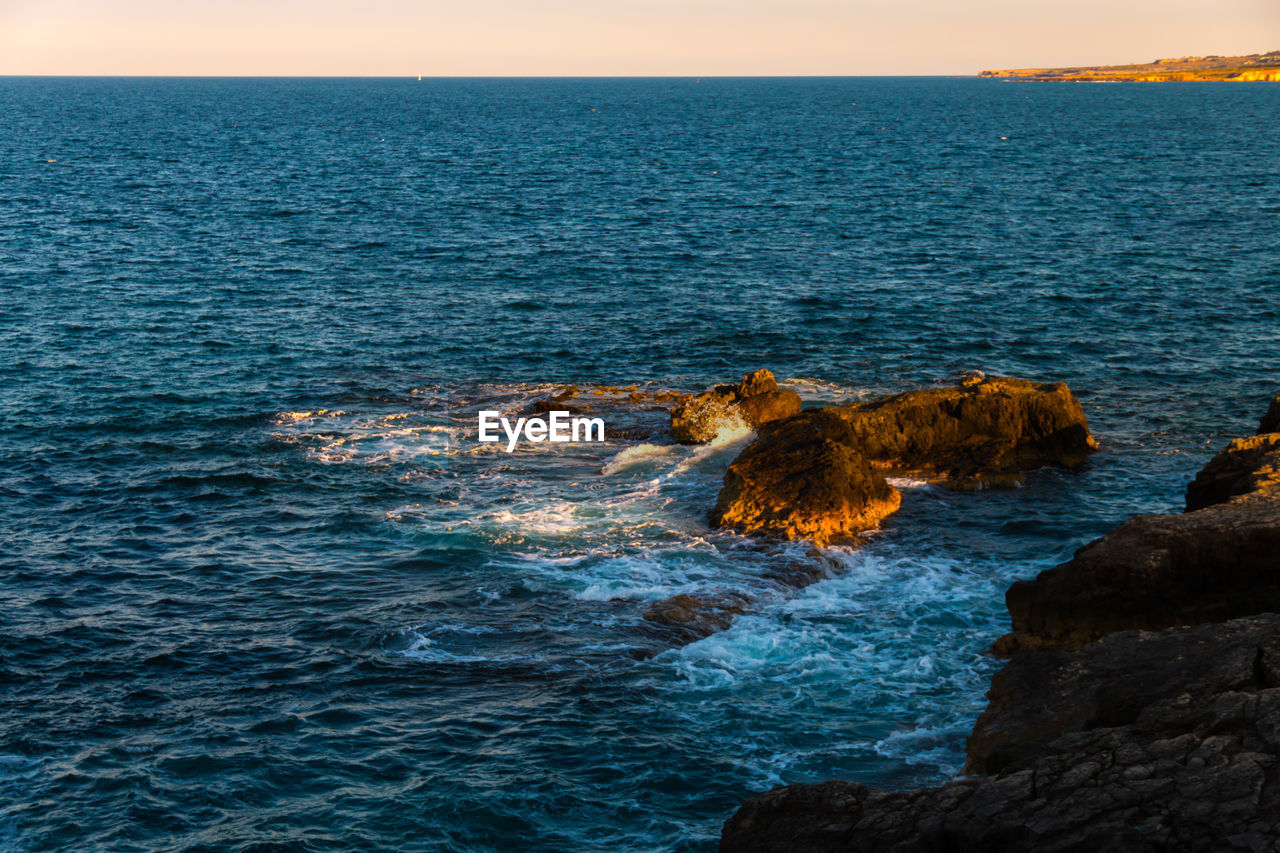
[2,77,1279,851]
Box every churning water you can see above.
[2,77,1279,851]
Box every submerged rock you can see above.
[831,375,1097,486]
[722,614,1280,853]
[643,593,748,643]
[670,369,802,444]
[710,410,901,546]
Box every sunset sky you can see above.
[1,0,1276,76]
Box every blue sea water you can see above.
[1,76,1279,851]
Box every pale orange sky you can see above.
[1,0,1277,76]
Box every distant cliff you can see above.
[981,50,1280,81]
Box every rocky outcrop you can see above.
[710,410,901,546]
[710,375,1094,543]
[722,614,1280,853]
[992,491,1280,655]
[994,409,1280,656]
[831,376,1096,487]
[1185,433,1280,511]
[670,370,802,444]
[967,615,1280,775]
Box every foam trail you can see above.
[601,443,679,476]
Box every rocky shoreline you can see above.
[719,392,1280,852]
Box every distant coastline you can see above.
[980,49,1280,81]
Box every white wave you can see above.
[661,549,1011,708]
[874,720,974,776]
[780,376,871,404]
[601,442,679,476]
[886,476,930,489]
[477,502,585,536]
[386,621,509,664]
[575,580,705,601]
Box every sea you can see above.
[2,76,1278,851]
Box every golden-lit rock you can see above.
[670,369,801,444]
[709,375,1094,544]
[832,375,1097,487]
[710,410,901,546]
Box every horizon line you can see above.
[1,73,986,80]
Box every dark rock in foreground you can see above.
[722,614,1280,853]
[670,369,801,444]
[1259,394,1280,434]
[1186,432,1280,511]
[968,615,1280,775]
[995,411,1280,656]
[993,490,1280,655]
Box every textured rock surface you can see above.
[1185,433,1280,510]
[670,370,802,444]
[969,615,1280,774]
[832,376,1096,486]
[710,410,901,546]
[722,614,1280,853]
[993,491,1280,655]
[996,420,1280,655]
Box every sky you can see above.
[1,0,1277,76]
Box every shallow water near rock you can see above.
[2,77,1279,851]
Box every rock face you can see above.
[722,615,1280,853]
[710,410,901,546]
[995,419,1280,656]
[670,370,801,444]
[1258,394,1280,434]
[831,376,1096,486]
[710,375,1095,543]
[968,615,1280,775]
[992,491,1280,655]
[1185,432,1280,511]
